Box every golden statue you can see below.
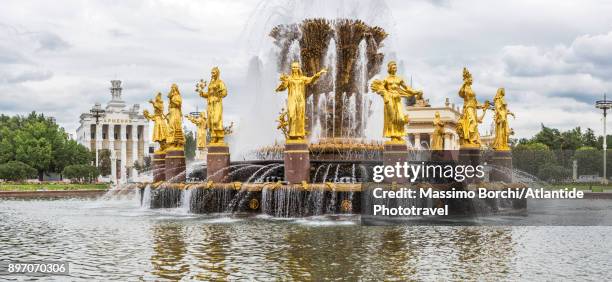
[431,111,445,150]
[185,112,207,149]
[370,61,423,143]
[197,67,228,145]
[166,84,185,150]
[492,88,515,151]
[275,61,326,142]
[143,92,169,154]
[383,61,426,106]
[456,68,490,148]
[276,108,289,139]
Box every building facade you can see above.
[76,80,149,184]
[405,98,495,150]
[405,98,461,150]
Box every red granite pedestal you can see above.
[383,142,409,184]
[490,150,513,183]
[284,141,310,184]
[459,146,482,184]
[165,148,186,183]
[153,153,166,182]
[207,144,230,183]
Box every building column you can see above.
[120,124,127,184]
[109,124,117,185]
[143,124,149,156]
[444,133,451,150]
[131,125,139,181]
[414,134,421,149]
[428,134,433,149]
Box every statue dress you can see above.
[431,112,444,150]
[492,88,513,150]
[457,68,488,147]
[370,61,423,142]
[186,113,207,149]
[200,67,227,144]
[166,84,185,148]
[144,93,169,152]
[275,62,326,141]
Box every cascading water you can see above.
[323,38,337,138]
[356,39,369,137]
[141,185,151,208]
[180,189,192,213]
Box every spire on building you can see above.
[106,80,126,110]
[110,80,122,100]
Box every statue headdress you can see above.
[290,61,302,75]
[462,67,472,81]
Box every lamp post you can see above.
[596,94,612,184]
[90,103,106,167]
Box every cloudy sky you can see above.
[2,0,612,142]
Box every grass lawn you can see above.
[0,183,109,192]
[545,183,612,192]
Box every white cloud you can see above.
[0,0,611,143]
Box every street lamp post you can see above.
[90,103,106,167]
[596,94,612,185]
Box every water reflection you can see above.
[191,225,230,281]
[150,223,189,281]
[0,196,610,281]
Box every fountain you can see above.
[136,19,523,218]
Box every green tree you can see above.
[532,124,561,149]
[0,161,37,182]
[98,149,112,176]
[582,128,598,148]
[574,146,601,176]
[537,163,571,183]
[63,164,99,183]
[54,139,92,178]
[185,130,196,161]
[512,142,555,178]
[0,112,90,181]
[133,156,151,173]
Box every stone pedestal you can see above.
[284,141,310,184]
[383,142,409,184]
[459,146,481,184]
[490,150,513,183]
[207,144,230,183]
[165,149,186,183]
[153,153,166,182]
[430,150,455,162]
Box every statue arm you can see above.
[185,115,197,124]
[275,75,288,92]
[219,81,228,98]
[305,68,327,85]
[143,110,153,121]
[172,95,182,107]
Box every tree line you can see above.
[0,112,96,182]
[513,124,610,182]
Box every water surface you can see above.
[0,193,610,281]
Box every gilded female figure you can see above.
[166,84,185,149]
[492,88,514,150]
[275,62,326,141]
[456,68,489,148]
[370,61,423,142]
[198,67,227,144]
[431,111,445,150]
[185,112,207,149]
[143,92,169,153]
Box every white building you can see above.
[76,80,149,184]
[405,98,461,150]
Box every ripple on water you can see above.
[0,197,611,281]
